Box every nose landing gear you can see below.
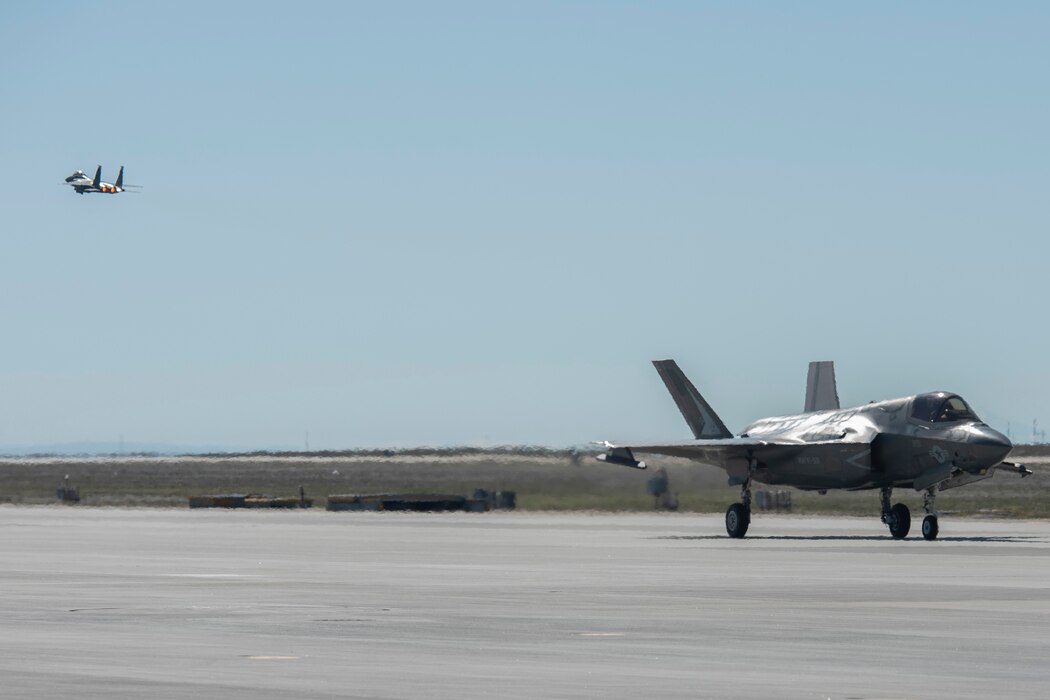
[880,487,911,539]
[921,488,939,541]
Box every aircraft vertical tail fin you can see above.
[652,359,733,439]
[804,360,840,412]
[115,166,124,189]
[92,166,101,189]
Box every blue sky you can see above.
[0,2,1047,449]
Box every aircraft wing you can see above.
[597,437,869,485]
[598,438,772,482]
[598,438,764,462]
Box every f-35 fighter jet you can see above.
[598,360,1030,540]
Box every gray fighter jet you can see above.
[598,360,1031,540]
[64,166,135,194]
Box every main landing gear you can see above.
[725,481,751,538]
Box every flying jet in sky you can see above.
[64,166,137,194]
[598,360,1031,540]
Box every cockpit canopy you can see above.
[911,392,980,423]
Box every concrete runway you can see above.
[2,507,1048,699]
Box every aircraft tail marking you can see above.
[652,359,733,440]
[115,166,124,189]
[91,165,101,189]
[804,360,840,412]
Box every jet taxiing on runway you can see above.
[598,360,1031,540]
[65,166,134,194]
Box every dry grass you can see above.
[0,447,1047,516]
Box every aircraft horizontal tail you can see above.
[652,360,732,440]
[595,445,647,469]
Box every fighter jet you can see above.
[64,166,135,194]
[598,360,1031,540]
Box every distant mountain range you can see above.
[0,441,250,457]
[0,442,588,457]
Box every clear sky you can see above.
[1,2,1047,450]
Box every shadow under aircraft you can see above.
[598,360,1031,540]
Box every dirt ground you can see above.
[1,445,1047,516]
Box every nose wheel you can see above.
[888,503,911,538]
[880,488,911,539]
[921,488,939,541]
[921,515,939,540]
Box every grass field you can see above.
[1,445,1047,517]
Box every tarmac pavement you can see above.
[1,507,1048,699]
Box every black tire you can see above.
[888,503,911,539]
[726,503,750,538]
[922,515,939,541]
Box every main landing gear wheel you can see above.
[725,503,750,539]
[888,503,911,539]
[922,515,939,541]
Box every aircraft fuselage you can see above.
[740,395,1012,491]
[69,181,121,194]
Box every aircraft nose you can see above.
[970,425,1012,463]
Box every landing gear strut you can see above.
[921,488,939,541]
[725,480,751,539]
[880,487,911,539]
